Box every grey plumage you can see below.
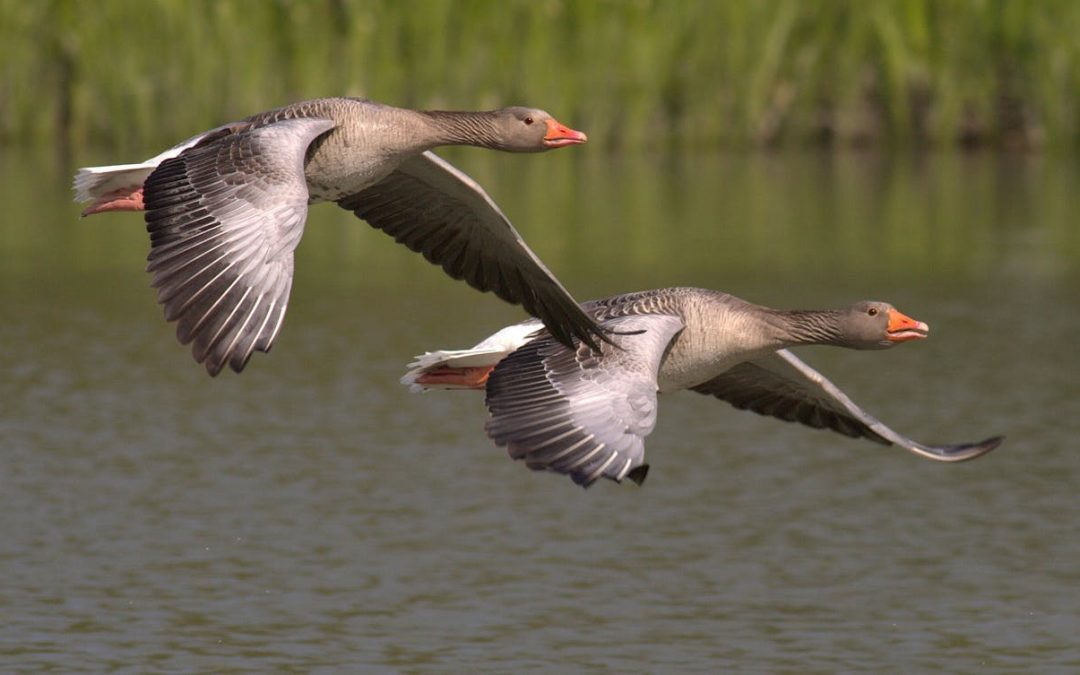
[486,314,684,486]
[78,97,602,374]
[144,118,333,375]
[338,152,597,350]
[409,287,1003,487]
[690,354,891,444]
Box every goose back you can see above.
[234,97,442,201]
[593,288,788,392]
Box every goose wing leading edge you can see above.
[339,151,607,352]
[692,349,1002,462]
[142,118,337,376]
[485,314,686,487]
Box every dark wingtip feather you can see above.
[942,434,1005,461]
[203,358,224,377]
[626,464,650,486]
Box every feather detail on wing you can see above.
[338,151,607,352]
[690,352,889,444]
[485,314,685,487]
[692,349,1002,461]
[142,117,336,375]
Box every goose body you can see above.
[73,97,599,375]
[403,287,1003,487]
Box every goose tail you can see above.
[401,320,542,392]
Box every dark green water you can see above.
[1,147,1077,671]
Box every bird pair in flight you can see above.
[74,97,1002,487]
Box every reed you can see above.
[1,0,1075,153]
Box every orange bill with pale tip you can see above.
[543,118,588,148]
[886,308,930,342]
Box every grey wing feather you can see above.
[691,353,889,444]
[143,117,336,375]
[337,151,607,351]
[693,349,1002,462]
[485,314,685,487]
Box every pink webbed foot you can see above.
[415,365,495,389]
[81,186,145,216]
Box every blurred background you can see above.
[3,0,1077,156]
[1,1,1077,671]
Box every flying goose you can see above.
[403,287,1003,487]
[74,97,603,375]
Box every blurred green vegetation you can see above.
[1,0,1077,155]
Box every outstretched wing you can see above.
[338,151,607,352]
[143,117,336,375]
[692,349,1002,462]
[485,314,685,487]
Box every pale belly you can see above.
[303,154,399,203]
[656,343,779,393]
[657,356,739,393]
[301,125,412,203]
[654,307,782,393]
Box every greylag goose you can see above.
[402,287,1003,487]
[73,97,602,375]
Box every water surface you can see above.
[1,148,1077,671]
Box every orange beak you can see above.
[543,118,588,148]
[887,308,930,342]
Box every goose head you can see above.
[491,107,588,151]
[841,301,930,349]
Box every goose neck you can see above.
[419,110,502,149]
[764,308,847,347]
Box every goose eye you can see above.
[524,116,534,125]
[868,307,878,316]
